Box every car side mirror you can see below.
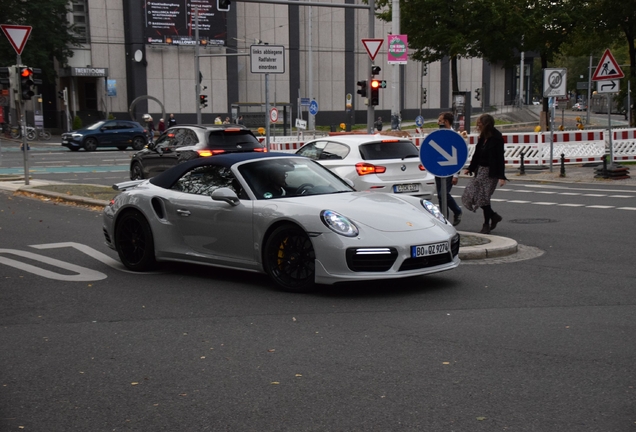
[211,187,240,206]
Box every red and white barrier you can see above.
[263,128,636,165]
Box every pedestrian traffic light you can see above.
[475,88,481,101]
[217,0,230,11]
[422,88,427,104]
[199,94,208,108]
[370,79,380,106]
[357,80,367,98]
[371,65,381,76]
[19,66,35,100]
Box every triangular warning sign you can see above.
[362,39,383,61]
[592,49,624,81]
[1,24,32,56]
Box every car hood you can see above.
[293,191,439,232]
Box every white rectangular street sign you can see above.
[250,45,285,74]
[543,68,567,97]
[596,80,620,94]
[295,118,307,129]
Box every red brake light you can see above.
[224,128,241,132]
[381,139,399,143]
[419,164,426,171]
[253,147,267,152]
[197,149,226,157]
[355,162,386,176]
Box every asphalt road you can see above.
[1,177,635,430]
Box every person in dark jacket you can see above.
[167,113,177,128]
[461,113,507,234]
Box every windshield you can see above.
[359,140,419,160]
[206,130,265,150]
[238,157,354,199]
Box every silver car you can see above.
[295,135,435,199]
[103,153,460,292]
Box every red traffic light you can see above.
[20,67,33,78]
[370,80,380,89]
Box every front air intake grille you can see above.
[399,252,452,271]
[451,233,460,257]
[346,247,398,272]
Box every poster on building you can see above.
[144,0,226,46]
[387,35,408,65]
[107,80,117,97]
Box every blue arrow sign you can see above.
[415,115,424,127]
[309,100,319,115]
[419,129,468,177]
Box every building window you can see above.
[71,0,89,44]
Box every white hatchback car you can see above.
[296,135,435,199]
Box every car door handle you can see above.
[176,209,191,216]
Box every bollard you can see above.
[519,152,525,175]
[602,154,609,179]
[559,153,566,177]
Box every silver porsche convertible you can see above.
[103,153,460,292]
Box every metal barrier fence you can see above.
[264,128,636,167]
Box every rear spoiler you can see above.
[112,179,146,191]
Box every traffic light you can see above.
[357,80,367,98]
[371,65,381,76]
[217,0,230,11]
[199,94,208,108]
[475,88,481,101]
[58,88,68,104]
[370,79,380,106]
[19,66,35,100]
[422,88,427,104]
[0,67,11,89]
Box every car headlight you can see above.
[320,210,359,237]
[420,200,448,224]
[72,133,83,138]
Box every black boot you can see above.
[479,223,491,234]
[490,213,503,230]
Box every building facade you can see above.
[56,0,533,130]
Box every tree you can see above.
[375,0,485,94]
[0,0,80,81]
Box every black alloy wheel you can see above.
[114,211,156,271]
[264,224,316,292]
[130,162,144,180]
[84,137,98,152]
[132,136,146,151]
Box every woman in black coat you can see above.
[461,113,507,234]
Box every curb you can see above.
[457,232,518,260]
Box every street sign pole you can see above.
[265,73,270,151]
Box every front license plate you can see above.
[411,242,449,258]
[394,183,419,193]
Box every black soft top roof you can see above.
[149,152,304,189]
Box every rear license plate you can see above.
[411,242,449,258]
[394,183,419,193]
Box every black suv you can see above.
[129,125,266,179]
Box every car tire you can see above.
[117,145,128,151]
[130,162,144,180]
[115,210,156,271]
[132,136,146,151]
[84,137,98,152]
[263,224,316,292]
